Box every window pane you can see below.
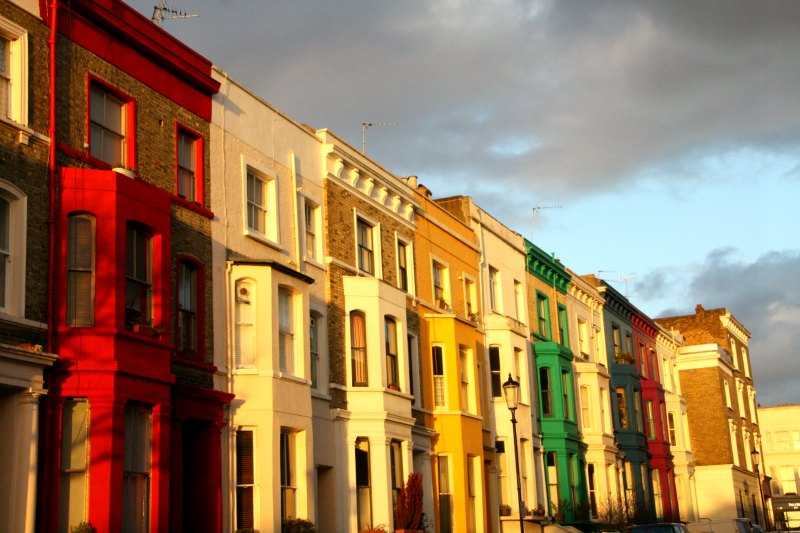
[178,133,195,171]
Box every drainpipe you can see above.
[46,0,59,353]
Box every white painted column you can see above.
[9,390,42,533]
[373,436,392,530]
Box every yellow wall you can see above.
[412,187,487,533]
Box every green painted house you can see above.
[525,239,588,523]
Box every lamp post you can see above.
[504,373,526,533]
[751,449,767,529]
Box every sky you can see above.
[132,0,800,405]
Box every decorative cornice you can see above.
[720,313,751,344]
[524,239,570,294]
[631,312,658,338]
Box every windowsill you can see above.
[0,311,47,330]
[173,356,216,372]
[0,116,48,144]
[172,194,214,219]
[311,390,332,401]
[233,367,259,375]
[277,371,310,385]
[244,229,285,252]
[303,257,326,271]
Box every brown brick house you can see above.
[657,305,766,528]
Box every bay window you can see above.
[351,310,368,386]
[278,287,294,374]
[385,317,399,389]
[125,223,152,329]
[540,367,552,417]
[489,346,502,398]
[67,214,95,326]
[432,346,446,407]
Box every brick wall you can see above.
[55,34,215,372]
[0,1,50,345]
[324,179,414,408]
[680,366,733,465]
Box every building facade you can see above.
[632,310,679,521]
[410,182,485,533]
[657,305,766,529]
[656,324,699,523]
[0,1,57,531]
[319,129,425,532]
[526,240,587,524]
[566,270,620,522]
[585,276,653,521]
[38,1,232,532]
[759,403,800,529]
[211,71,327,532]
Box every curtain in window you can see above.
[351,311,368,386]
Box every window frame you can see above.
[279,428,297,521]
[489,345,502,398]
[0,16,28,126]
[395,236,413,294]
[87,77,136,170]
[350,310,368,387]
[430,256,451,310]
[432,345,446,408]
[59,398,90,532]
[488,265,501,312]
[354,214,381,277]
[243,164,278,244]
[278,286,295,375]
[0,179,25,316]
[309,311,321,389]
[385,316,400,390]
[536,291,551,339]
[303,199,320,262]
[122,402,152,533]
[235,428,257,531]
[557,303,569,347]
[175,256,203,360]
[66,213,96,327]
[175,124,204,204]
[234,279,257,370]
[539,366,553,417]
[124,222,153,330]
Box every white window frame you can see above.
[432,344,447,408]
[278,285,296,376]
[303,198,321,262]
[430,254,451,311]
[513,279,525,323]
[0,16,28,126]
[394,234,415,296]
[462,274,478,320]
[233,278,257,371]
[352,210,382,278]
[242,160,279,245]
[0,178,25,316]
[488,265,501,313]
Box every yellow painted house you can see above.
[407,179,487,533]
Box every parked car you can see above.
[631,523,691,533]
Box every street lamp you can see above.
[751,449,767,529]
[504,373,525,533]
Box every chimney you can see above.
[406,175,418,188]
[417,184,432,198]
[695,304,705,316]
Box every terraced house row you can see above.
[0,1,769,532]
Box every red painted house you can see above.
[37,1,231,532]
[632,311,680,522]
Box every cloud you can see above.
[135,0,800,203]
[645,248,800,406]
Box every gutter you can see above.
[46,0,59,354]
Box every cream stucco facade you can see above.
[211,69,328,533]
[656,325,699,523]
[567,271,621,521]
[0,343,56,533]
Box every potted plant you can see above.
[499,504,512,516]
[70,524,96,533]
[394,472,424,532]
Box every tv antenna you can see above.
[597,270,636,298]
[532,204,563,217]
[152,0,198,24]
[361,121,397,153]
